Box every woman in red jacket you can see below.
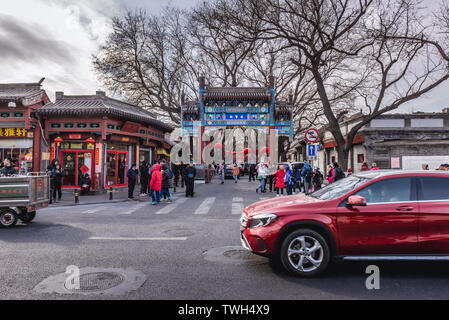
[274,165,286,197]
[149,163,162,205]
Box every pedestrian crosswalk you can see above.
[231,197,244,215]
[194,197,216,215]
[155,197,188,214]
[58,195,280,217]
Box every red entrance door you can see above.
[60,150,94,188]
[106,151,128,187]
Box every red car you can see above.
[240,170,449,276]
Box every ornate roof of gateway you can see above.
[0,79,46,106]
[204,87,271,99]
[37,92,173,132]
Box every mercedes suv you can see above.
[240,170,449,276]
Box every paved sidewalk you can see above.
[49,184,190,207]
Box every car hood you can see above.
[245,194,323,216]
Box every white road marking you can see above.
[194,197,216,215]
[120,202,149,215]
[259,197,271,200]
[84,207,107,214]
[88,237,187,241]
[155,197,188,214]
[232,197,244,215]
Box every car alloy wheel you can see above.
[280,229,330,276]
[287,235,323,273]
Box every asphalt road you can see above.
[2,176,449,300]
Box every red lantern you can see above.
[54,136,63,147]
[86,137,95,144]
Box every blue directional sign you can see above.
[307,144,316,157]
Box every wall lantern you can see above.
[54,136,63,147]
[86,137,95,144]
[8,102,16,109]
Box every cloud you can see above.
[0,14,76,65]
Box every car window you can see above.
[354,178,412,204]
[419,177,449,201]
[310,175,369,201]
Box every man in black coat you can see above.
[248,163,256,182]
[184,162,196,197]
[139,161,149,195]
[171,162,179,192]
[127,164,139,199]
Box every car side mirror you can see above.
[347,195,367,207]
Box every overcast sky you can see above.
[0,0,448,114]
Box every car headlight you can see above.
[248,213,277,229]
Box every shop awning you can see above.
[156,149,171,157]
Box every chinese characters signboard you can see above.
[0,128,27,137]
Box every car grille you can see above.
[240,212,248,228]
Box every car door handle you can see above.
[395,206,414,211]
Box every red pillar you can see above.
[32,123,42,172]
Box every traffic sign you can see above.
[305,128,319,143]
[307,144,316,157]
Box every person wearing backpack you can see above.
[256,162,267,193]
[160,163,172,202]
[333,162,345,182]
[285,166,296,195]
[301,162,313,195]
[293,166,302,193]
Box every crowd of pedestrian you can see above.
[127,159,197,205]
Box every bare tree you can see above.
[93,8,194,124]
[219,0,449,170]
[188,0,261,87]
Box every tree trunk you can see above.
[337,145,349,172]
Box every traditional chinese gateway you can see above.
[181,76,293,164]
[0,80,173,191]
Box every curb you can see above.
[47,195,184,208]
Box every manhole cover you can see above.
[64,272,125,292]
[202,246,268,265]
[34,267,147,295]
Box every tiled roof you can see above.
[276,100,292,110]
[37,92,173,132]
[0,81,46,106]
[204,87,271,99]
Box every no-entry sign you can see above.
[305,128,319,143]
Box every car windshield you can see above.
[310,175,370,201]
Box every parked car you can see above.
[240,170,449,276]
[277,161,305,170]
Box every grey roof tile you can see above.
[37,94,173,132]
